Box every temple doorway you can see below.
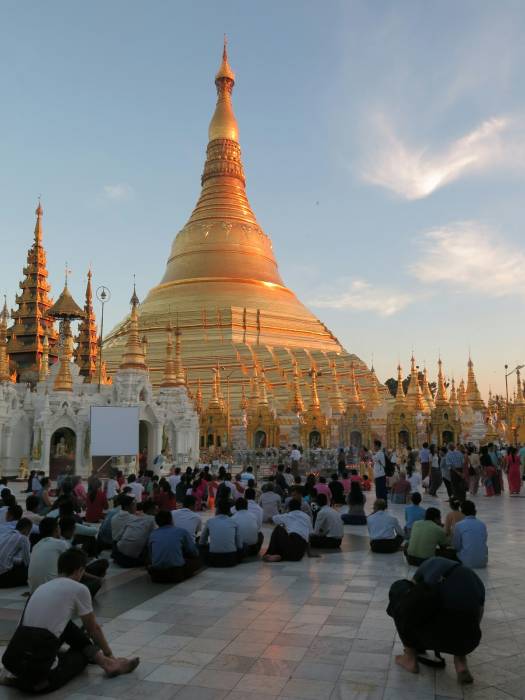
[309,430,321,448]
[49,427,76,480]
[398,429,409,447]
[350,431,362,448]
[254,430,267,448]
[442,430,454,445]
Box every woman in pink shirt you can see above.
[313,476,332,500]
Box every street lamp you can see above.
[505,363,524,424]
[96,286,111,392]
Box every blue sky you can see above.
[1,1,524,396]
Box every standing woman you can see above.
[467,447,480,496]
[480,446,496,497]
[428,444,442,496]
[506,446,522,496]
[72,476,87,509]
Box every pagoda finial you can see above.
[38,333,49,382]
[291,359,304,414]
[0,297,11,383]
[173,323,186,386]
[406,354,425,412]
[435,358,448,406]
[195,378,203,414]
[209,38,238,142]
[449,377,459,408]
[119,283,147,371]
[74,269,98,381]
[34,199,43,243]
[465,356,485,410]
[395,364,406,403]
[160,323,177,388]
[308,366,321,409]
[53,323,74,392]
[347,361,364,409]
[258,365,269,406]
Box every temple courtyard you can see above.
[1,488,524,700]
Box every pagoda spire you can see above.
[395,364,407,404]
[308,367,321,409]
[195,378,203,414]
[0,297,12,382]
[74,270,98,381]
[94,335,111,386]
[449,378,459,409]
[173,323,186,386]
[406,354,425,412]
[53,325,74,392]
[515,368,525,406]
[458,378,468,410]
[119,284,147,372]
[422,367,434,411]
[258,366,269,406]
[7,201,58,380]
[434,358,449,406]
[160,323,177,387]
[466,356,485,410]
[38,333,50,382]
[290,360,304,414]
[329,361,345,414]
[367,364,382,409]
[346,361,364,409]
[208,364,223,409]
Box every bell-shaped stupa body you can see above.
[103,45,382,428]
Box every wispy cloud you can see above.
[309,278,413,317]
[103,183,134,201]
[362,115,515,199]
[411,221,525,297]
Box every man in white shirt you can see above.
[172,495,202,539]
[113,501,156,568]
[373,440,388,500]
[309,494,344,549]
[367,499,404,553]
[110,496,136,542]
[231,498,263,556]
[2,548,139,693]
[244,488,263,530]
[239,466,254,486]
[28,517,69,593]
[259,484,282,522]
[126,475,144,501]
[168,467,182,493]
[290,444,302,476]
[263,500,312,562]
[0,518,32,587]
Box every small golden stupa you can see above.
[103,42,385,434]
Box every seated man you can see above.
[231,497,263,556]
[452,500,488,569]
[199,499,243,567]
[0,504,23,532]
[148,510,201,583]
[126,474,144,502]
[23,495,43,529]
[113,501,156,568]
[310,493,344,549]
[263,499,313,562]
[28,517,68,593]
[388,557,485,685]
[259,483,282,522]
[367,499,404,553]
[244,488,264,530]
[2,549,139,693]
[404,492,426,537]
[284,487,312,517]
[405,508,448,566]
[59,517,109,598]
[97,497,123,550]
[110,495,135,543]
[0,518,32,587]
[172,495,202,539]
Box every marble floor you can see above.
[2,486,525,700]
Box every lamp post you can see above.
[96,286,111,392]
[504,363,524,429]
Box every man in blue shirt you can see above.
[452,501,488,569]
[148,511,201,583]
[404,492,425,537]
[446,444,467,502]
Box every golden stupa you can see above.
[103,43,384,431]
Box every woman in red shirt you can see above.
[156,480,177,511]
[85,478,109,523]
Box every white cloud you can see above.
[411,221,525,297]
[309,278,413,317]
[362,115,516,199]
[103,183,133,201]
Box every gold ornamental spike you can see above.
[119,285,147,371]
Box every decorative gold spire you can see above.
[74,270,98,381]
[239,382,248,411]
[308,367,321,410]
[258,366,269,406]
[173,324,186,386]
[208,364,224,409]
[0,297,11,383]
[367,365,382,409]
[94,336,112,386]
[38,333,49,382]
[119,285,147,371]
[406,354,425,412]
[291,360,304,414]
[53,323,74,392]
[434,358,449,406]
[449,378,459,408]
[7,201,59,379]
[346,362,364,409]
[466,357,485,410]
[395,364,407,404]
[458,378,468,409]
[209,36,238,142]
[160,323,177,387]
[422,367,434,411]
[195,379,203,414]
[329,361,345,414]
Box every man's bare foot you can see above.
[454,655,473,684]
[263,554,282,562]
[103,656,140,677]
[395,653,419,674]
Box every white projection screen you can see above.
[90,406,140,457]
